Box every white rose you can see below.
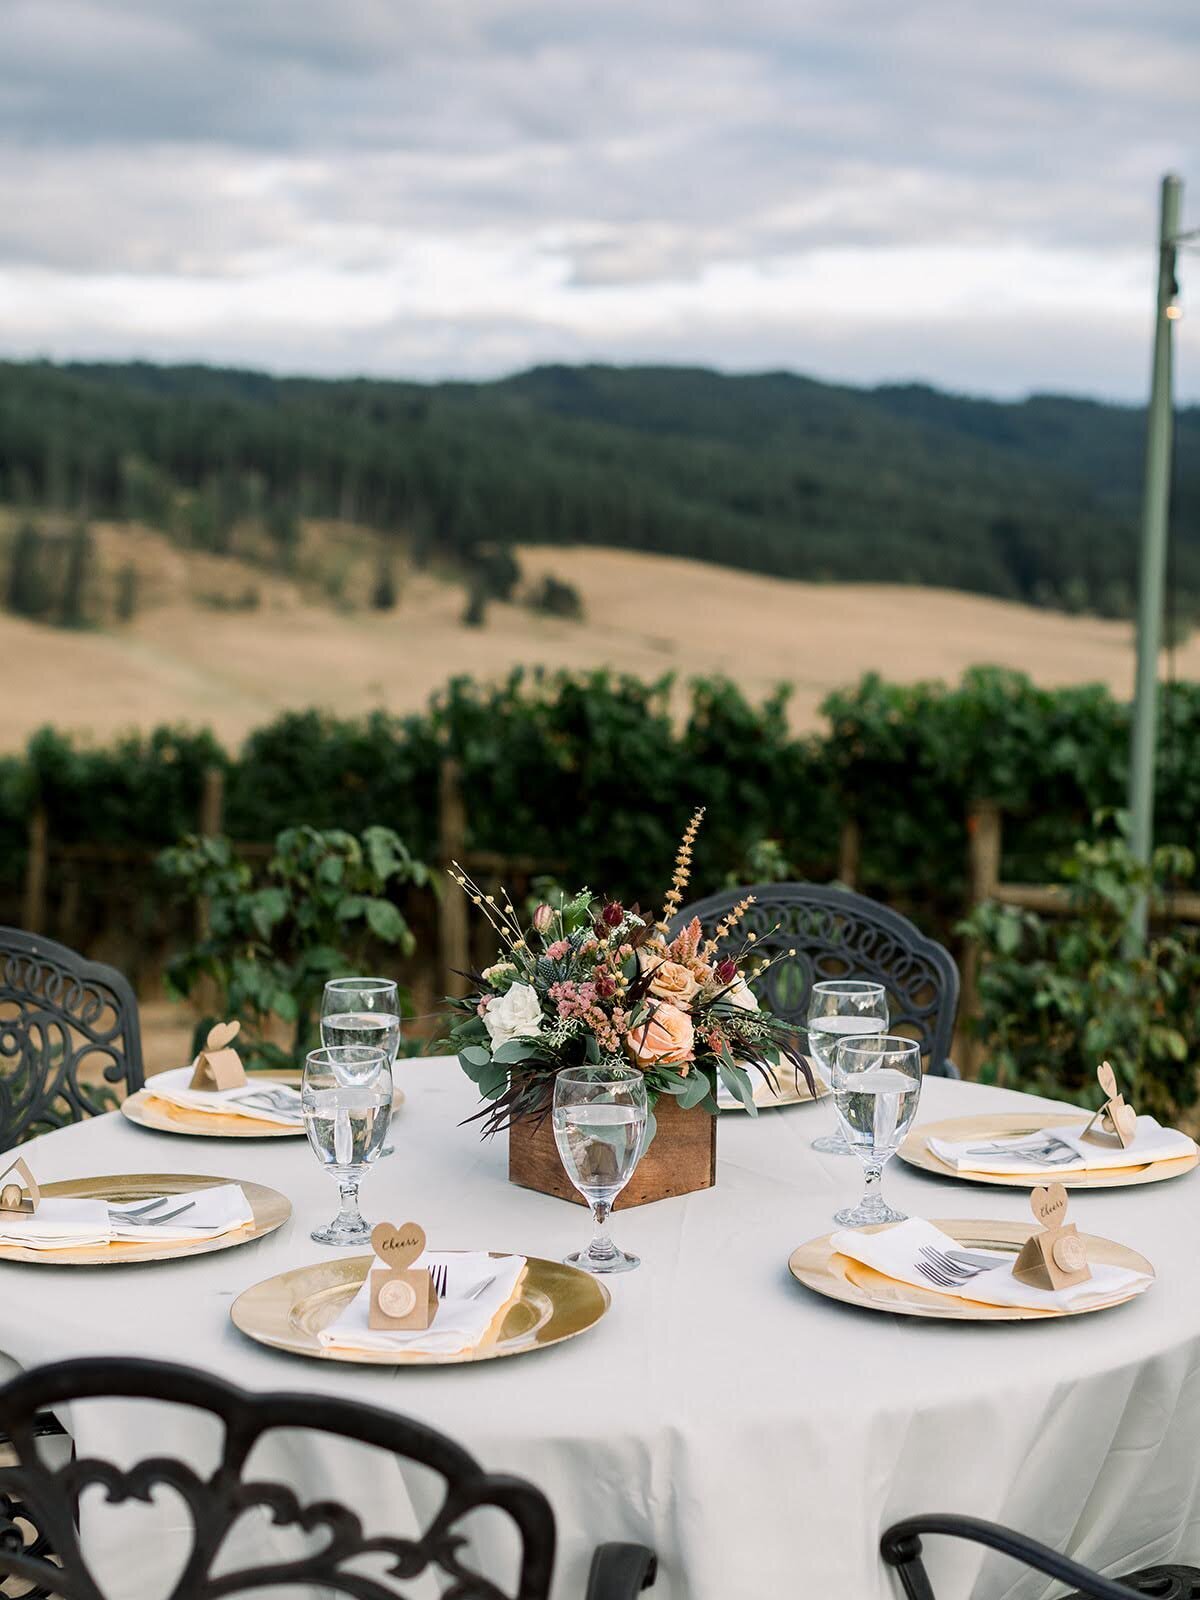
[726,977,759,1012]
[483,982,544,1049]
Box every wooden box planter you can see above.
[508,1093,716,1209]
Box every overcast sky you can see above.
[1,0,1197,400]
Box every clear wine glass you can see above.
[322,978,400,1156]
[831,1034,922,1226]
[552,1066,648,1275]
[302,1045,392,1245]
[806,979,888,1154]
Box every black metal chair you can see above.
[882,1512,1200,1598]
[0,1357,658,1600]
[0,928,145,1150]
[670,883,960,1076]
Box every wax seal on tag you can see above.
[371,1221,425,1268]
[1030,1182,1068,1228]
[1052,1233,1087,1273]
[378,1278,418,1317]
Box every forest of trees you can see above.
[1,358,1196,617]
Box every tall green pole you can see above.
[1127,173,1183,948]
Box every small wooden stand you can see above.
[1012,1182,1091,1291]
[368,1221,439,1331]
[1080,1061,1137,1148]
[189,1021,247,1091]
[0,1158,39,1217]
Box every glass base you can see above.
[812,1131,852,1154]
[565,1247,640,1275]
[311,1215,374,1246]
[834,1199,907,1227]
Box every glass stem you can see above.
[861,1164,884,1214]
[336,1175,362,1228]
[588,1199,618,1263]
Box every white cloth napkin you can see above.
[108,1184,255,1243]
[0,1185,255,1250]
[146,1066,303,1125]
[319,1251,527,1357]
[0,1198,110,1249]
[830,1217,1153,1312]
[929,1114,1196,1174]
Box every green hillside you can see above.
[1,358,1196,615]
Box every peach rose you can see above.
[647,959,699,1009]
[626,1003,696,1072]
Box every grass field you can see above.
[2,520,1193,754]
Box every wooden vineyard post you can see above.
[438,759,471,998]
[960,801,1002,1079]
[838,817,861,890]
[22,809,48,934]
[195,766,226,941]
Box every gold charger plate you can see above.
[0,1173,290,1266]
[899,1112,1199,1189]
[122,1073,405,1140]
[720,1069,830,1112]
[788,1218,1153,1321]
[231,1251,610,1365]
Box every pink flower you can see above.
[626,1004,695,1071]
[547,939,570,960]
[532,903,554,933]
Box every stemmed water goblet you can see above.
[830,1034,922,1226]
[321,977,400,1156]
[806,979,888,1154]
[552,1066,648,1275]
[302,1044,392,1245]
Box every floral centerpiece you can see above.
[445,810,813,1201]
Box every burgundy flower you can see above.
[602,900,624,927]
[716,958,738,985]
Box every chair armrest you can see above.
[586,1542,657,1600]
[882,1514,1143,1600]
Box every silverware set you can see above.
[428,1265,496,1303]
[964,1137,1077,1165]
[914,1244,1006,1289]
[109,1197,198,1228]
[238,1086,303,1121]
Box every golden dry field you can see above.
[2,518,1193,754]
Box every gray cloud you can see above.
[0,0,1196,396]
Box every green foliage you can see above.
[158,825,428,1067]
[58,523,92,628]
[961,815,1200,1119]
[371,557,397,610]
[6,520,50,619]
[115,562,138,622]
[0,359,1196,612]
[526,574,583,619]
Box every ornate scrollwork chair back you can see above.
[669,883,960,1076]
[0,929,145,1148]
[0,1357,565,1600]
[881,1512,1199,1599]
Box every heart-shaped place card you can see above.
[207,1019,242,1051]
[1097,1061,1118,1101]
[1031,1181,1069,1229]
[371,1221,425,1270]
[1109,1099,1137,1145]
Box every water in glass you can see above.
[806,980,888,1154]
[830,1035,922,1226]
[303,1044,392,1245]
[552,1066,647,1274]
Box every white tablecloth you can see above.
[3,1058,1199,1600]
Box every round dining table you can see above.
[2,1057,1198,1600]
